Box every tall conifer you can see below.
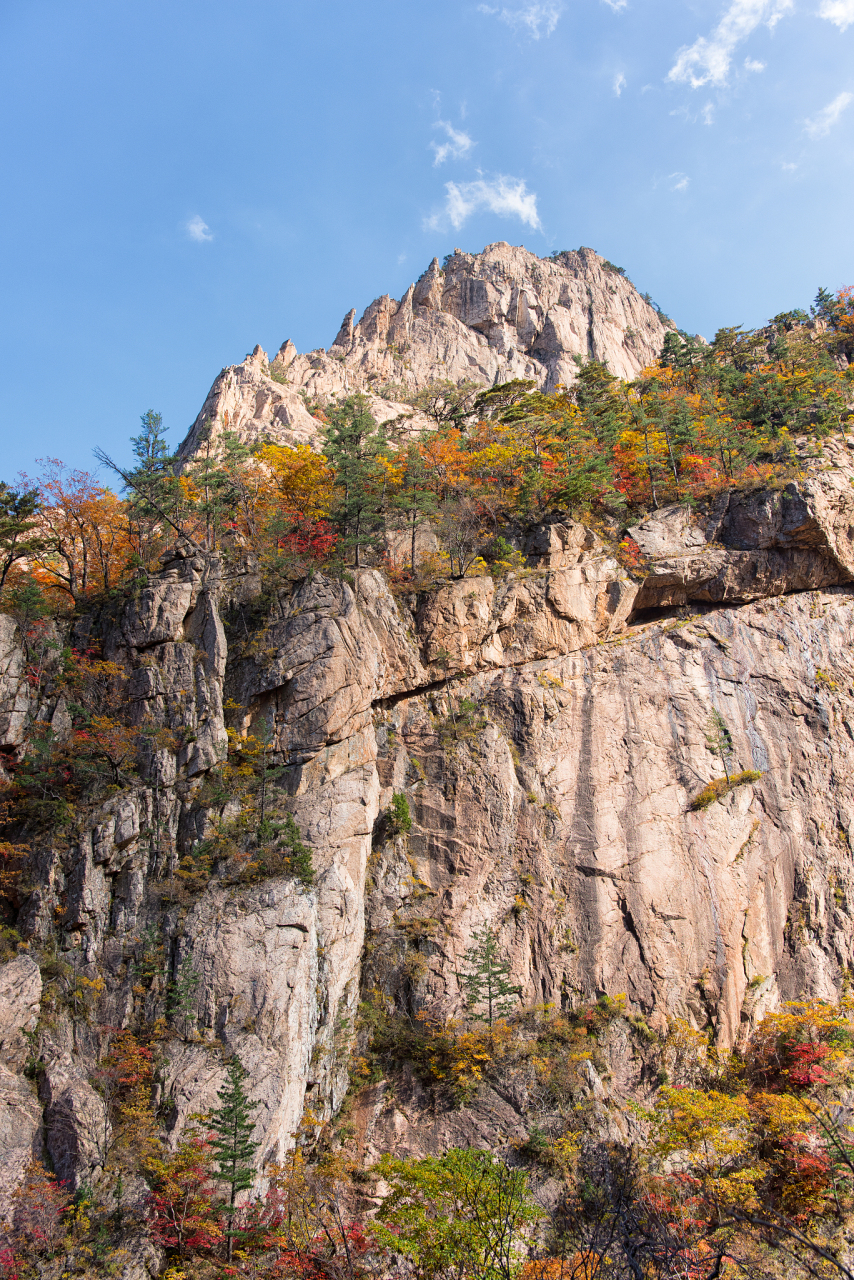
[322,394,388,568]
[459,926,519,1029]
[0,482,43,594]
[209,1058,259,1262]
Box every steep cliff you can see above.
[3,432,854,1218]
[177,243,671,462]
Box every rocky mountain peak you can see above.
[177,242,672,463]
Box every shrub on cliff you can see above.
[385,791,412,838]
[689,770,762,811]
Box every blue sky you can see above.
[1,0,852,476]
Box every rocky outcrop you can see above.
[177,243,671,462]
[0,617,34,761]
[162,880,320,1169]
[6,443,854,1201]
[0,956,41,1071]
[628,441,854,610]
[40,1054,109,1188]
[414,559,637,676]
[369,585,854,1055]
[112,542,230,780]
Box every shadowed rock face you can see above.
[176,243,671,463]
[4,443,854,1201]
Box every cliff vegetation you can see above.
[1,279,854,1280]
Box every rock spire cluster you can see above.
[178,242,671,461]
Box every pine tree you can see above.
[128,411,178,507]
[812,286,844,327]
[322,394,388,568]
[705,709,734,785]
[660,330,705,371]
[556,361,627,510]
[459,926,519,1029]
[405,377,481,430]
[472,377,538,422]
[0,482,43,595]
[282,813,315,887]
[209,1057,259,1263]
[570,361,628,453]
[95,410,199,551]
[390,444,437,576]
[167,952,200,1038]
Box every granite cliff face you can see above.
[177,243,671,461]
[3,433,854,1206]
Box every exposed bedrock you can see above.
[369,586,854,1054]
[2,450,854,1194]
[628,452,854,610]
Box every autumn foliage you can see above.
[2,291,854,1280]
[0,288,851,612]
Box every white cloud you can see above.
[670,172,690,191]
[431,120,475,166]
[819,0,854,29]
[702,101,715,124]
[744,57,766,71]
[668,0,792,88]
[613,72,627,96]
[478,2,563,38]
[805,90,853,137]
[425,175,542,232]
[782,161,798,170]
[186,215,213,243]
[601,0,628,9]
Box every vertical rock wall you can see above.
[2,455,854,1199]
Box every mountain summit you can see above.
[178,242,672,460]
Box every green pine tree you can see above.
[124,411,182,531]
[459,926,519,1030]
[95,410,199,549]
[0,482,43,595]
[660,330,705,371]
[282,813,315,887]
[472,377,539,422]
[209,1057,259,1263]
[705,709,734,785]
[554,361,626,512]
[322,394,388,568]
[390,443,437,576]
[166,952,200,1038]
[570,360,628,453]
[812,286,844,327]
[404,377,481,430]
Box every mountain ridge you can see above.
[177,241,673,462]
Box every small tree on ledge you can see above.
[705,708,734,785]
[459,926,519,1030]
